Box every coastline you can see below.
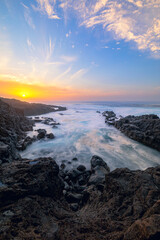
[0,99,160,239]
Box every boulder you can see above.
[88,156,110,186]
[46,133,55,139]
[77,165,86,172]
[37,129,47,139]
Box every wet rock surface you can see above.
[103,111,160,152]
[0,156,159,240]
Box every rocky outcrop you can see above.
[103,111,160,152]
[59,164,160,240]
[0,99,33,163]
[0,156,160,240]
[114,114,160,151]
[1,97,67,116]
[0,158,70,239]
[30,116,60,128]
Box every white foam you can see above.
[21,102,160,170]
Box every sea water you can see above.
[21,102,160,171]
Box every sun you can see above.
[19,91,29,98]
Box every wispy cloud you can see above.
[21,2,35,29]
[61,55,77,63]
[70,68,88,80]
[60,0,160,56]
[33,0,60,19]
[46,38,55,60]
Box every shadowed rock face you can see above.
[0,156,159,240]
[0,99,33,163]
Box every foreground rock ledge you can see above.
[0,157,160,240]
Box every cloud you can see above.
[33,0,60,19]
[70,68,88,80]
[46,37,55,60]
[21,2,35,29]
[61,55,77,62]
[60,0,160,56]
[55,66,72,81]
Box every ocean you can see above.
[21,102,160,171]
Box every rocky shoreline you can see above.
[0,156,160,240]
[0,101,160,239]
[103,111,160,152]
[0,97,67,116]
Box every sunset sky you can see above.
[0,0,160,102]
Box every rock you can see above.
[37,129,47,139]
[72,157,78,161]
[0,99,33,163]
[60,163,66,169]
[91,155,110,173]
[46,133,55,139]
[88,156,110,186]
[124,215,160,240]
[67,169,81,183]
[65,192,83,203]
[70,203,79,211]
[0,156,160,240]
[114,114,160,151]
[0,157,64,208]
[77,165,86,172]
[102,111,117,125]
[78,171,91,186]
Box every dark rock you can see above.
[0,156,160,240]
[46,133,55,139]
[70,203,79,211]
[114,114,160,151]
[78,171,91,186]
[65,192,83,203]
[60,163,66,169]
[0,97,67,116]
[102,111,117,125]
[37,129,47,139]
[77,165,86,172]
[91,155,110,173]
[88,156,110,186]
[72,157,78,161]
[0,157,64,207]
[0,99,33,163]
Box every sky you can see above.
[0,0,160,102]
